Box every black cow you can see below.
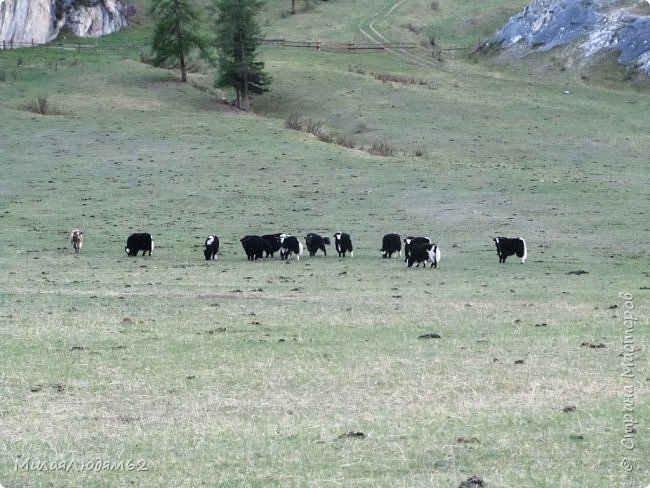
[493,237,527,263]
[204,235,219,260]
[305,233,330,257]
[261,233,282,258]
[407,242,441,268]
[333,232,353,257]
[125,233,154,256]
[403,236,431,262]
[240,235,264,261]
[279,234,303,260]
[380,233,401,258]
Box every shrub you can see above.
[35,95,49,115]
[317,132,333,143]
[26,95,62,115]
[285,113,303,131]
[405,23,420,34]
[334,135,355,148]
[412,144,426,157]
[304,117,323,136]
[368,140,394,157]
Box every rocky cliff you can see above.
[488,0,650,74]
[0,0,127,46]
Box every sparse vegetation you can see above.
[368,139,394,156]
[26,94,62,115]
[285,114,327,138]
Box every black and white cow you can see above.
[493,237,527,263]
[125,233,154,256]
[70,229,84,255]
[240,235,265,260]
[333,232,353,257]
[407,242,441,268]
[403,236,431,262]
[279,234,303,260]
[380,233,401,258]
[305,233,330,257]
[204,235,219,260]
[261,233,282,258]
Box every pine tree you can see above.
[212,0,271,111]
[149,0,212,82]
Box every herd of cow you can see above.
[70,229,528,266]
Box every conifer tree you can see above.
[150,0,212,82]
[212,0,271,111]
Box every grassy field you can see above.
[0,0,648,486]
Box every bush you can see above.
[334,135,355,148]
[285,113,303,131]
[368,140,394,157]
[304,117,323,136]
[35,95,49,115]
[412,144,426,157]
[27,95,62,115]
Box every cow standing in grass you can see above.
[280,234,303,260]
[493,237,527,263]
[125,233,154,256]
[305,233,330,257]
[407,242,441,268]
[380,233,401,258]
[70,229,84,255]
[333,232,353,257]
[403,236,431,262]
[261,233,282,258]
[204,235,219,260]
[240,235,264,260]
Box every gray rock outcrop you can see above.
[488,0,650,74]
[0,0,127,46]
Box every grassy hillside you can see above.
[0,0,648,487]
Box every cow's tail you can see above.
[520,238,527,263]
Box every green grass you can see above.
[0,0,648,486]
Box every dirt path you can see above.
[356,0,440,68]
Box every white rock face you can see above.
[490,0,650,74]
[0,0,127,46]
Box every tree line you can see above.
[149,0,271,111]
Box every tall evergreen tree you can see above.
[149,0,212,82]
[212,0,271,111]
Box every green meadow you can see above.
[0,0,648,486]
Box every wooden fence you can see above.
[262,38,419,51]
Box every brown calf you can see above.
[70,229,84,255]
